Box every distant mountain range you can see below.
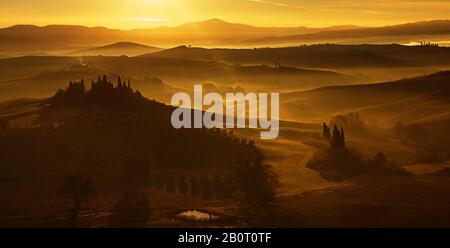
[1,19,450,56]
[246,20,450,45]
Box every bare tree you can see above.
[62,173,97,217]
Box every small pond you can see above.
[177,210,218,221]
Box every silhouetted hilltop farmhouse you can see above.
[47,75,148,109]
[26,76,277,207]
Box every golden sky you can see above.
[1,0,450,29]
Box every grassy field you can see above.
[1,100,450,227]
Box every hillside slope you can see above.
[282,71,450,124]
[68,42,161,56]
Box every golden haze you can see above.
[1,0,450,29]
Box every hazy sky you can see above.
[1,0,450,29]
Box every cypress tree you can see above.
[80,79,85,91]
[323,123,331,140]
[331,125,339,149]
[118,76,122,88]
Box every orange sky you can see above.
[1,0,450,29]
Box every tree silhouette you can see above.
[199,174,212,200]
[341,128,346,149]
[331,113,366,132]
[47,75,146,109]
[110,190,149,227]
[117,76,123,88]
[154,172,165,190]
[322,123,331,140]
[61,173,97,217]
[177,174,189,195]
[165,174,176,194]
[212,173,223,199]
[189,175,200,197]
[374,152,387,166]
[404,124,428,146]
[0,118,9,130]
[232,158,277,208]
[330,125,346,149]
[120,154,151,190]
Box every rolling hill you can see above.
[0,55,359,103]
[76,55,358,91]
[0,56,79,82]
[144,45,419,68]
[67,42,161,56]
[282,71,450,125]
[0,63,178,102]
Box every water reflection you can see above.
[177,210,218,221]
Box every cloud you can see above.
[128,17,163,22]
[247,0,290,8]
